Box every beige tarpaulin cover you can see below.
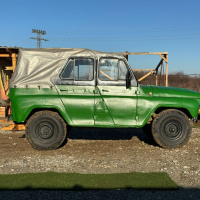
[9,48,124,88]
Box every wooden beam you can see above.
[166,54,168,87]
[155,65,159,86]
[155,59,163,71]
[11,53,17,72]
[109,51,169,87]
[101,69,111,71]
[1,124,25,131]
[100,70,113,80]
[100,69,154,72]
[156,74,158,86]
[113,52,168,55]
[0,54,11,57]
[6,48,13,54]
[0,54,18,58]
[133,69,154,72]
[159,54,168,63]
[138,70,154,82]
[5,66,15,71]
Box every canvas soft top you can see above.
[9,48,124,88]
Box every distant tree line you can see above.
[134,71,200,92]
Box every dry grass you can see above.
[134,71,200,92]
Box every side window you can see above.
[75,59,93,80]
[99,59,118,81]
[119,60,127,80]
[61,59,74,79]
[99,58,127,81]
[61,58,94,81]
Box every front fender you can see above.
[137,96,199,127]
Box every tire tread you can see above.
[152,109,192,149]
[25,111,67,151]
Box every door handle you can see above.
[60,89,68,91]
[102,89,109,92]
[60,89,74,92]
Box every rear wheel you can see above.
[25,111,67,150]
[152,109,191,148]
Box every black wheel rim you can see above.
[35,121,55,141]
[163,120,183,140]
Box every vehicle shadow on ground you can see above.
[66,127,158,147]
[19,127,158,147]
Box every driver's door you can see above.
[56,58,95,126]
[96,58,138,127]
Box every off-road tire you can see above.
[25,111,67,150]
[142,123,153,138]
[152,109,191,148]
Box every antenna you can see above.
[30,29,49,48]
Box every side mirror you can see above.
[126,70,131,88]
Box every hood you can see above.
[151,86,200,99]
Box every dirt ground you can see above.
[0,122,199,189]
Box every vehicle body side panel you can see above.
[10,88,73,125]
[137,86,200,127]
[94,86,115,126]
[10,85,200,128]
[152,86,200,99]
[97,85,137,126]
[55,85,95,126]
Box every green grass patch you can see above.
[192,125,200,128]
[0,172,178,190]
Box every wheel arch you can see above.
[141,106,194,128]
[154,107,193,119]
[24,107,73,126]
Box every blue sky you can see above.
[0,0,200,74]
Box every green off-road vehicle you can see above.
[9,48,200,150]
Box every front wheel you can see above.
[151,109,191,148]
[25,111,67,150]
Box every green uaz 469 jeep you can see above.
[9,48,200,150]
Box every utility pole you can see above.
[30,29,49,48]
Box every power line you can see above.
[1,33,32,45]
[9,39,31,46]
[47,33,200,40]
[3,26,200,47]
[47,27,200,35]
[30,29,49,48]
[47,36,200,42]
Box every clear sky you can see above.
[0,0,200,74]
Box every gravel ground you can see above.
[0,123,199,199]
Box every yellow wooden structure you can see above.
[115,51,168,87]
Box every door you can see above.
[96,58,138,127]
[56,58,95,126]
